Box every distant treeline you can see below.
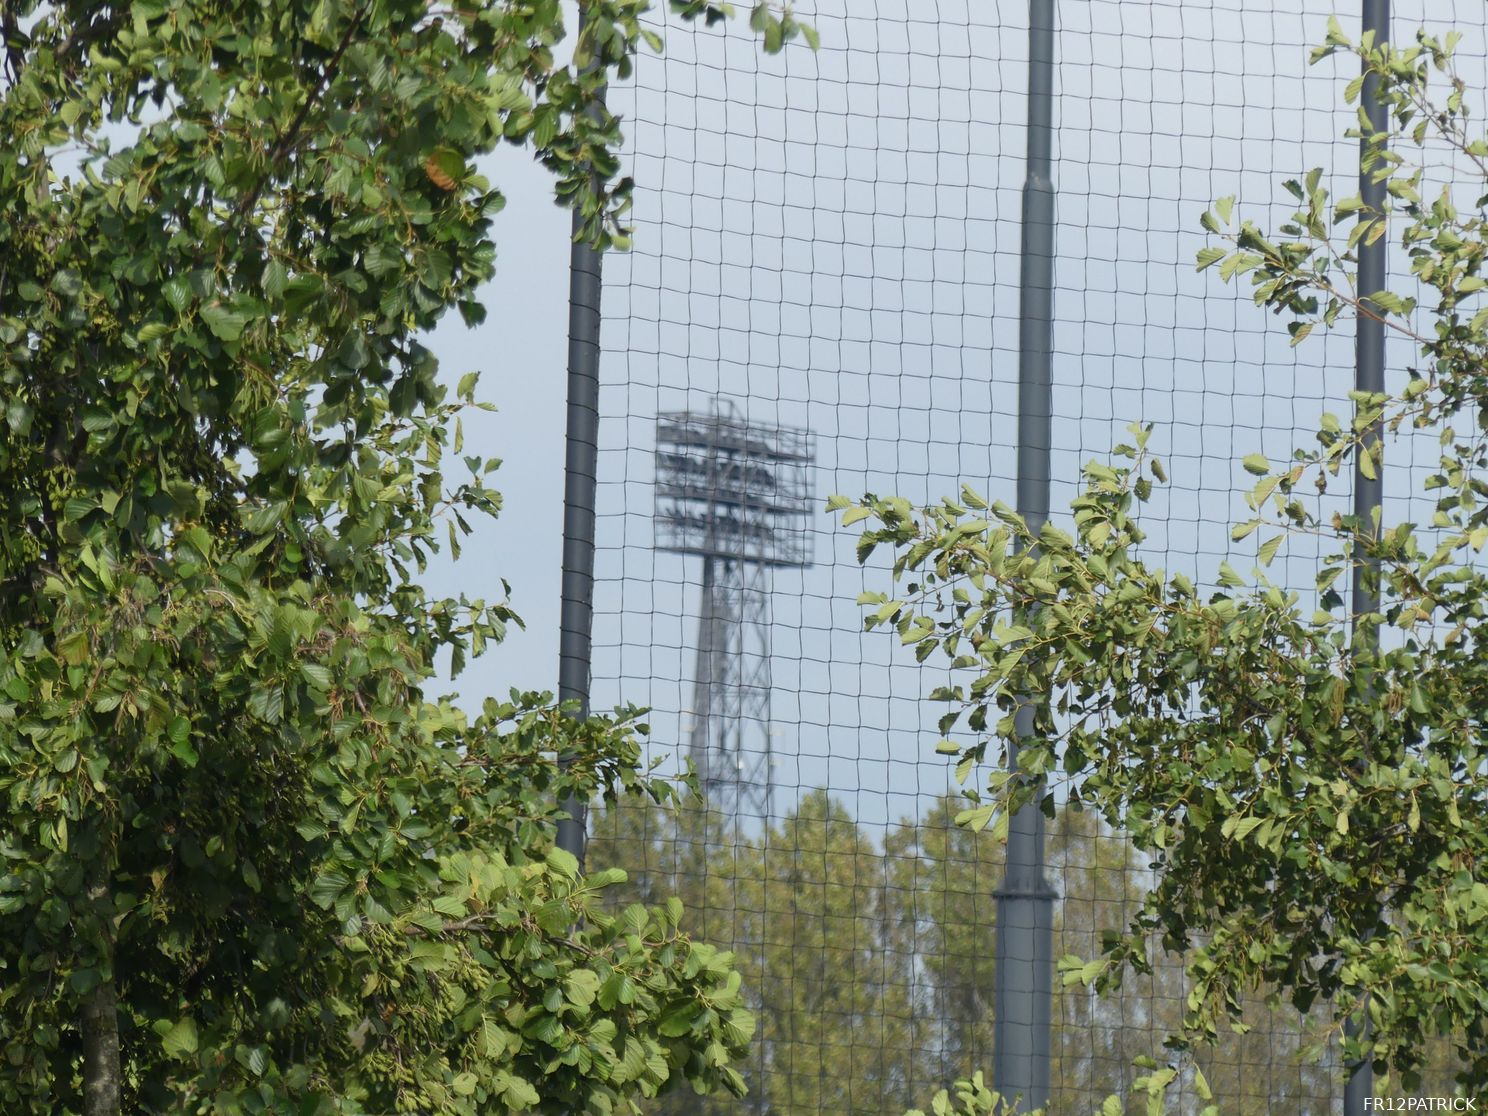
[588,791,1401,1116]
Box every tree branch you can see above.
[228,6,367,231]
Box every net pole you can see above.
[687,556,720,798]
[1345,0,1389,1111]
[993,0,1057,1109]
[555,11,605,869]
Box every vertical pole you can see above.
[555,11,606,868]
[688,556,719,797]
[1346,1,1388,1113]
[993,0,1057,1110]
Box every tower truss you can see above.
[655,403,814,820]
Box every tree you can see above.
[590,796,752,1116]
[1048,808,1337,1116]
[743,791,919,1116]
[598,790,1339,1116]
[881,794,999,1094]
[841,22,1487,1098]
[592,792,921,1116]
[596,791,1361,1115]
[0,1,812,1112]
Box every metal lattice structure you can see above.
[655,404,815,819]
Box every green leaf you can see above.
[168,735,198,768]
[566,969,601,1009]
[1194,1067,1212,1101]
[162,1018,198,1060]
[478,1019,509,1058]
[262,258,289,298]
[57,631,90,666]
[657,1005,697,1037]
[546,846,579,880]
[300,663,333,690]
[955,803,996,832]
[5,402,31,435]
[1226,816,1263,842]
[1196,246,1227,271]
[163,278,188,317]
[502,1075,540,1108]
[201,303,249,341]
[600,972,636,1010]
[309,871,350,910]
[1242,453,1270,475]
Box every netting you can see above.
[578,2,1486,1112]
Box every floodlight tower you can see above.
[655,402,814,821]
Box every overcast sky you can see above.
[422,0,1488,828]
[420,149,573,700]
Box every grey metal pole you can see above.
[555,19,606,868]
[1355,2,1388,541]
[687,556,720,796]
[1345,2,1388,1112]
[993,0,1057,1109]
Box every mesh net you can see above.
[581,1,1485,1111]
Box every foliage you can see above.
[904,1071,1037,1116]
[881,795,1001,1088]
[591,793,1341,1116]
[836,21,1488,1097]
[0,0,809,1112]
[593,792,921,1116]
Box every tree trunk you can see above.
[81,868,121,1116]
[82,976,120,1116]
